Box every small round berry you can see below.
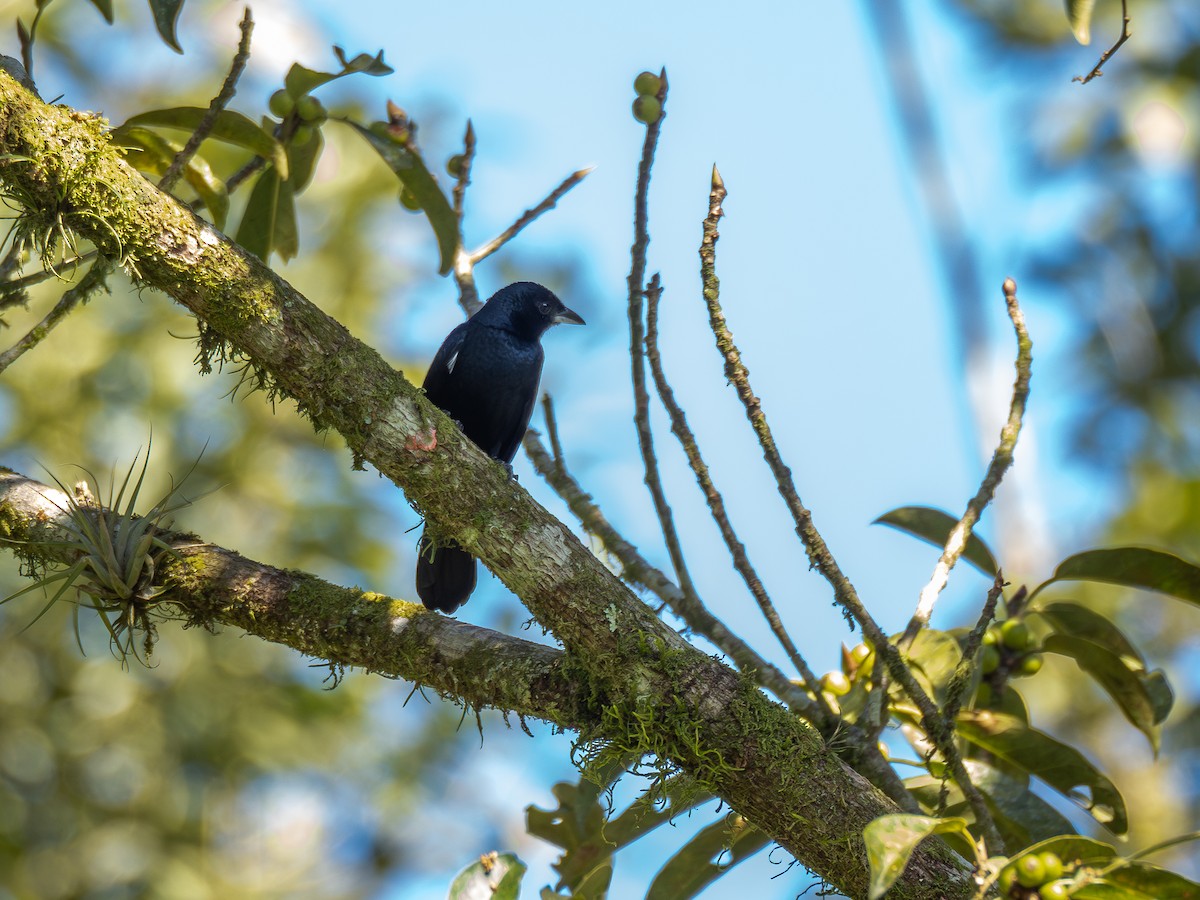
[446,154,466,178]
[1038,852,1064,882]
[269,89,294,119]
[1001,618,1033,652]
[851,643,875,679]
[296,95,326,124]
[400,187,422,211]
[1015,853,1046,888]
[1018,653,1044,677]
[997,865,1018,895]
[981,645,1001,674]
[633,95,662,125]
[634,70,662,96]
[820,671,851,697]
[1039,881,1070,900]
[292,124,317,146]
[983,627,999,646]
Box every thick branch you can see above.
[0,75,974,897]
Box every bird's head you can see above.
[474,282,585,339]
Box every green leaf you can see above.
[447,852,526,900]
[901,628,963,708]
[526,774,616,894]
[1013,834,1116,867]
[124,107,288,180]
[235,167,280,261]
[272,178,298,262]
[956,711,1127,834]
[109,125,229,229]
[87,0,114,23]
[345,119,458,275]
[1034,602,1145,666]
[602,775,712,850]
[332,46,394,76]
[1073,863,1200,899]
[863,814,974,900]
[148,0,185,53]
[284,63,340,99]
[645,815,770,900]
[1066,0,1097,45]
[873,506,998,576]
[1035,547,1200,605]
[286,128,323,192]
[907,760,1073,850]
[1042,634,1173,753]
[284,48,392,98]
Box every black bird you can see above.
[416,282,585,613]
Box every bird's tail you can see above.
[416,531,477,613]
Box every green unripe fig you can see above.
[1038,851,1064,882]
[269,89,294,119]
[850,642,875,679]
[1000,618,1033,651]
[997,865,1017,895]
[296,95,326,124]
[981,644,1001,674]
[292,124,316,146]
[820,670,851,696]
[632,95,662,125]
[399,187,421,211]
[1015,853,1046,888]
[982,627,999,646]
[634,70,662,96]
[1040,881,1070,900]
[1018,653,1044,676]
[446,154,466,178]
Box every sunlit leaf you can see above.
[873,506,998,576]
[1043,634,1172,754]
[1034,547,1200,605]
[957,711,1127,833]
[901,628,963,707]
[863,814,973,900]
[1066,0,1096,45]
[645,815,769,900]
[447,852,526,900]
[124,107,288,180]
[345,119,458,275]
[148,0,186,53]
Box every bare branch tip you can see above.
[1002,277,1017,299]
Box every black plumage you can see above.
[416,282,584,613]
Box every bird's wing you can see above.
[422,320,469,404]
[495,345,543,463]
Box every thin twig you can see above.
[1,249,97,300]
[451,120,482,316]
[644,274,831,714]
[159,9,254,193]
[469,166,592,266]
[900,278,1032,647]
[698,164,1001,851]
[1074,0,1131,85]
[942,572,1006,726]
[0,258,111,375]
[542,393,565,469]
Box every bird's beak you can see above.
[553,307,585,326]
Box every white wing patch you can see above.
[446,350,458,374]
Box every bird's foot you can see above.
[501,461,518,481]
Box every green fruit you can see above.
[399,187,421,211]
[982,627,999,646]
[1015,853,1046,888]
[1001,618,1033,651]
[296,95,326,124]
[632,95,662,125]
[820,671,851,696]
[268,89,294,119]
[981,644,1001,674]
[1040,882,1070,900]
[849,642,875,679]
[1018,653,1044,677]
[634,70,662,96]
[1038,852,1064,882]
[292,124,316,146]
[997,865,1017,895]
[446,154,466,178]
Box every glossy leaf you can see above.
[286,129,323,192]
[646,815,769,900]
[1074,863,1200,899]
[956,711,1127,834]
[87,0,114,23]
[902,628,963,708]
[1043,634,1172,753]
[447,852,526,900]
[125,107,289,180]
[346,119,458,274]
[1066,0,1097,45]
[1010,833,1116,866]
[1035,547,1200,606]
[235,167,280,261]
[109,125,229,229]
[149,0,185,53]
[863,814,974,900]
[873,506,998,576]
[1034,601,1144,666]
[284,48,392,98]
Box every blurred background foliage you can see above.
[1,0,1199,896]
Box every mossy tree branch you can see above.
[0,72,976,898]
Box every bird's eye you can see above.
[536,300,551,314]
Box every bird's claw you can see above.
[501,461,518,481]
